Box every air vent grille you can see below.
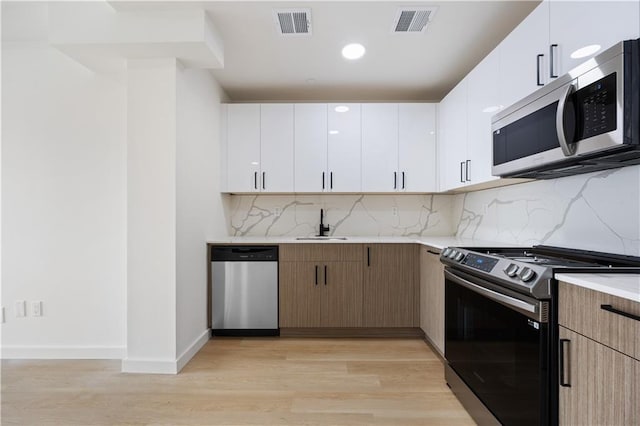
[274,8,312,36]
[392,7,438,33]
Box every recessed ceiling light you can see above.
[251,161,259,165]
[342,43,366,60]
[570,44,601,59]
[329,130,339,135]
[334,105,349,113]
[482,105,504,113]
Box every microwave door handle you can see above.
[556,83,577,157]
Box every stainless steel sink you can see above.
[295,236,348,241]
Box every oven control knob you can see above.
[448,250,458,259]
[442,248,452,257]
[454,252,465,262]
[504,263,519,277]
[519,267,536,282]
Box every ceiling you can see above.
[113,1,540,102]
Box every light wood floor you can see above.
[1,337,475,425]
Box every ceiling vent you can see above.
[273,8,312,36]
[392,7,438,33]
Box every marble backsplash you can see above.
[228,194,457,237]
[226,165,640,256]
[454,165,640,256]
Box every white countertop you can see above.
[207,235,514,250]
[555,273,640,302]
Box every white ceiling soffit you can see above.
[392,7,437,33]
[273,8,312,36]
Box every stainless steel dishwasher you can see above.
[210,245,278,336]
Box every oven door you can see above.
[445,268,551,426]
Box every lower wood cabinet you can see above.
[558,281,640,425]
[362,244,418,327]
[419,246,444,354]
[279,244,362,328]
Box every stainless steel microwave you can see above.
[492,38,640,179]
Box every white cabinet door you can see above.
[498,1,550,108]
[327,103,361,192]
[227,104,260,193]
[260,104,294,192]
[362,103,399,192]
[294,104,328,192]
[399,103,437,192]
[467,49,500,186]
[438,81,468,192]
[549,1,640,77]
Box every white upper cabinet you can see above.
[327,103,362,192]
[498,1,550,109]
[399,103,437,192]
[362,104,399,192]
[549,1,640,77]
[226,104,260,193]
[467,49,500,187]
[438,80,468,192]
[294,104,328,192]
[260,104,294,192]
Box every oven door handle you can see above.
[445,270,539,316]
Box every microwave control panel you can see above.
[576,72,617,139]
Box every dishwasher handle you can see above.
[210,245,279,261]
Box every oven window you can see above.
[445,278,548,426]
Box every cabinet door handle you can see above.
[550,44,559,78]
[367,247,371,267]
[322,172,325,190]
[315,265,318,286]
[330,172,333,189]
[393,172,397,190]
[402,171,405,189]
[536,54,544,86]
[465,160,470,182]
[254,171,258,190]
[460,162,465,183]
[559,338,571,387]
[601,304,640,322]
[427,250,440,256]
[262,172,266,190]
[324,265,327,285]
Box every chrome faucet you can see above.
[318,209,330,237]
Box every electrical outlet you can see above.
[31,301,43,317]
[275,207,282,217]
[15,300,26,317]
[392,207,398,217]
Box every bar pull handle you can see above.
[367,247,371,267]
[393,172,397,190]
[550,44,559,78]
[324,265,327,285]
[559,338,571,387]
[601,304,640,322]
[330,172,333,189]
[254,171,258,190]
[465,160,471,182]
[460,162,465,183]
[315,265,318,286]
[402,171,405,189]
[427,250,440,256]
[536,54,544,86]
[262,172,266,190]
[322,172,325,190]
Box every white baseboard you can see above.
[1,345,125,360]
[176,329,209,372]
[121,329,210,374]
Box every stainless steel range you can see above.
[440,245,640,426]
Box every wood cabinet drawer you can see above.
[279,244,362,262]
[559,281,640,360]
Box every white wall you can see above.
[175,66,227,365]
[454,165,640,256]
[1,3,127,358]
